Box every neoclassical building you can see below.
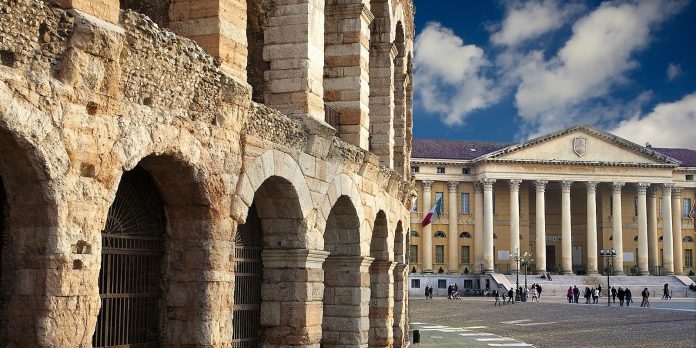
[409,125,695,280]
[0,0,415,347]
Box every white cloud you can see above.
[513,0,686,133]
[491,0,582,47]
[414,22,499,125]
[611,92,696,148]
[666,63,682,81]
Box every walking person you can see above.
[618,287,625,306]
[593,287,599,304]
[663,283,671,300]
[494,290,501,306]
[424,285,429,299]
[567,286,574,303]
[597,284,602,299]
[573,285,580,304]
[641,287,650,307]
[536,284,543,299]
[625,288,632,307]
[611,286,617,303]
[584,287,591,304]
[508,288,514,304]
[530,286,538,302]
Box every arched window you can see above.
[634,236,638,241]
[659,235,663,241]
[410,231,420,237]
[684,236,695,243]
[434,231,446,238]
[609,235,613,241]
[459,232,472,238]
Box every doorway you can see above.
[546,245,556,272]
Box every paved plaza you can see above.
[409,296,696,347]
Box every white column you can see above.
[535,180,548,274]
[672,188,683,275]
[647,186,659,274]
[474,182,483,272]
[611,182,625,275]
[586,182,598,275]
[482,179,496,274]
[662,184,675,275]
[636,183,649,275]
[509,179,522,273]
[422,180,434,273]
[561,181,573,275]
[448,181,459,273]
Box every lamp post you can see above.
[513,248,520,302]
[600,248,617,307]
[518,251,533,302]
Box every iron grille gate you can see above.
[232,204,263,347]
[94,167,165,348]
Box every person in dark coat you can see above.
[424,285,429,299]
[611,286,617,303]
[584,287,591,304]
[508,288,514,304]
[641,287,650,307]
[617,287,625,306]
[536,284,543,298]
[625,288,632,306]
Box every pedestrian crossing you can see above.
[411,322,535,347]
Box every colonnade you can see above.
[420,179,686,276]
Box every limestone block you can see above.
[53,0,120,24]
[260,301,281,326]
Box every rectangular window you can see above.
[436,167,445,174]
[412,166,419,173]
[461,193,470,214]
[435,192,444,215]
[435,245,444,263]
[461,246,470,264]
[684,198,692,218]
[462,168,470,175]
[410,245,418,263]
[686,174,694,181]
[438,279,447,289]
[610,196,613,216]
[685,249,693,267]
[659,198,664,217]
[411,279,420,288]
[634,196,638,217]
[412,199,418,212]
[493,193,496,215]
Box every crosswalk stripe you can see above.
[463,325,488,329]
[477,338,517,342]
[515,321,556,326]
[501,319,531,324]
[487,343,534,347]
[459,333,495,336]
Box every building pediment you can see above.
[480,125,680,167]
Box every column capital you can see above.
[474,182,483,193]
[422,180,434,190]
[323,255,375,272]
[326,3,375,23]
[636,182,650,195]
[648,185,659,198]
[561,181,573,192]
[662,183,675,195]
[672,187,682,197]
[509,179,522,191]
[585,181,598,193]
[612,182,625,194]
[448,181,459,192]
[535,180,548,192]
[262,249,331,269]
[480,178,496,190]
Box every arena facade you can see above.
[0,0,415,346]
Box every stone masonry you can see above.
[0,0,414,347]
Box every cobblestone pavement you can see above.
[409,297,696,347]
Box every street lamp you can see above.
[600,248,617,307]
[518,251,533,302]
[513,248,520,302]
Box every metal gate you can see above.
[93,167,165,348]
[232,203,263,348]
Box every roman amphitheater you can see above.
[0,0,415,346]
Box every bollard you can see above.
[413,329,421,344]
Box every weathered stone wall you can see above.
[0,0,414,346]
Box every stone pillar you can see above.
[369,42,397,168]
[53,0,120,23]
[672,188,683,275]
[474,182,483,272]
[647,186,659,274]
[662,184,675,275]
[264,0,325,120]
[324,3,374,149]
[611,182,625,275]
[509,179,522,272]
[448,181,459,273]
[368,260,395,347]
[586,181,599,275]
[322,256,374,347]
[482,179,496,274]
[636,183,649,275]
[262,249,330,346]
[561,181,573,275]
[393,73,409,176]
[535,180,548,274]
[169,0,249,81]
[392,263,408,348]
[422,180,434,273]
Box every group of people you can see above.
[423,285,433,299]
[609,286,637,306]
[493,288,516,306]
[447,283,460,299]
[567,285,602,304]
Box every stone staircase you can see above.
[503,274,695,298]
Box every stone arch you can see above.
[0,127,56,346]
[322,195,370,346]
[318,172,366,250]
[95,154,217,346]
[368,210,394,346]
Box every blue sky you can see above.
[412,0,696,148]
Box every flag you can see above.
[690,200,696,232]
[421,196,443,227]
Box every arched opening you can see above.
[322,195,365,346]
[369,1,395,168]
[94,166,166,347]
[368,210,393,346]
[392,220,407,347]
[120,0,172,27]
[234,176,307,346]
[247,0,271,103]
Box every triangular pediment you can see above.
[482,125,679,166]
